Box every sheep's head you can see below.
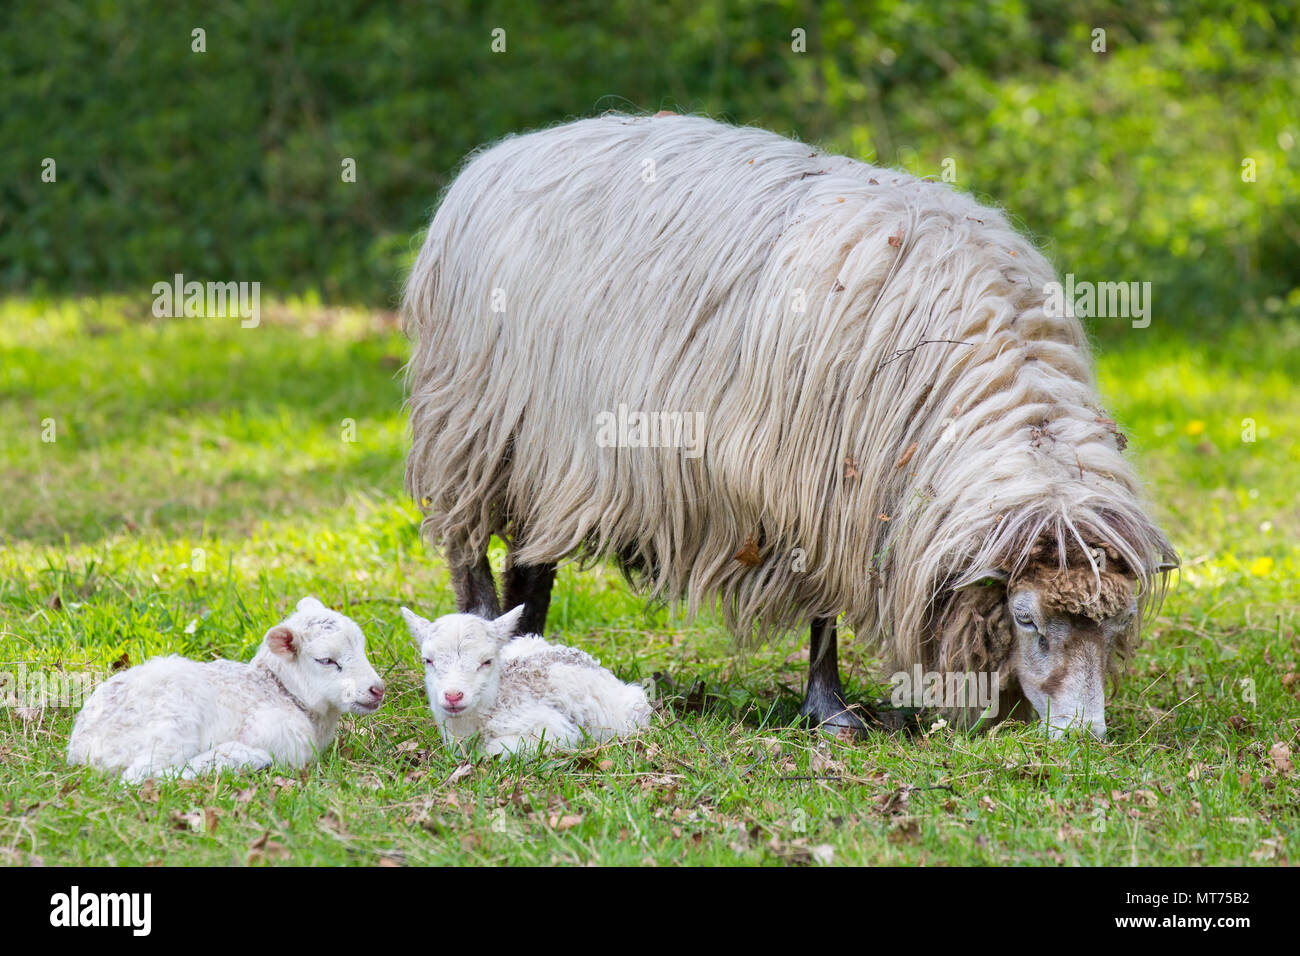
[261,597,385,716]
[401,605,525,724]
[940,542,1142,739]
[1004,547,1138,740]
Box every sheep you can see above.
[401,604,652,756]
[402,113,1177,739]
[67,597,385,783]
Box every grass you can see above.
[1,295,1297,866]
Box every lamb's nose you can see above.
[445,691,464,704]
[369,684,385,700]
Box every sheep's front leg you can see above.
[181,742,275,779]
[451,553,501,618]
[502,560,556,635]
[799,618,867,735]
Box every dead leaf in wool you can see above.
[894,441,917,469]
[843,456,861,480]
[733,535,761,566]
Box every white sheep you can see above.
[67,597,385,783]
[401,605,652,756]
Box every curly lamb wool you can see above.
[403,114,1176,732]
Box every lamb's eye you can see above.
[316,658,341,670]
[478,659,492,670]
[423,658,435,667]
[1014,614,1036,631]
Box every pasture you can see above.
[0,296,1295,866]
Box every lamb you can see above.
[402,114,1177,739]
[401,605,652,756]
[67,597,385,783]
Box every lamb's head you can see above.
[401,605,525,723]
[260,597,385,716]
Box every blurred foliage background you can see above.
[2,0,1297,338]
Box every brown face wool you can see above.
[1012,541,1137,622]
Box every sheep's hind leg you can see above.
[799,618,868,736]
[502,559,556,635]
[451,553,501,618]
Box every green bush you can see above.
[2,0,1296,333]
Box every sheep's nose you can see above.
[444,691,464,704]
[369,684,385,700]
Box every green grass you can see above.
[1,297,1296,866]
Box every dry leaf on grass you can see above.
[246,831,290,864]
[446,762,475,785]
[1269,741,1293,775]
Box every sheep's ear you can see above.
[297,596,328,613]
[961,569,1009,589]
[399,607,427,638]
[491,605,526,642]
[265,624,298,659]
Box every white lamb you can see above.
[401,605,652,756]
[67,597,385,783]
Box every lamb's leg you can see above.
[451,553,500,617]
[487,705,581,757]
[502,560,557,635]
[799,618,867,735]
[121,756,183,785]
[181,742,274,779]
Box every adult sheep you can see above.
[403,114,1176,739]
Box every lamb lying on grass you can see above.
[402,605,652,756]
[67,597,385,784]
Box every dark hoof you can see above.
[799,696,870,737]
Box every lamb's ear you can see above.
[297,596,328,613]
[399,607,427,638]
[491,605,526,642]
[265,624,299,659]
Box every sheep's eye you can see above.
[423,658,435,667]
[1014,614,1036,631]
[316,658,341,670]
[478,659,492,670]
